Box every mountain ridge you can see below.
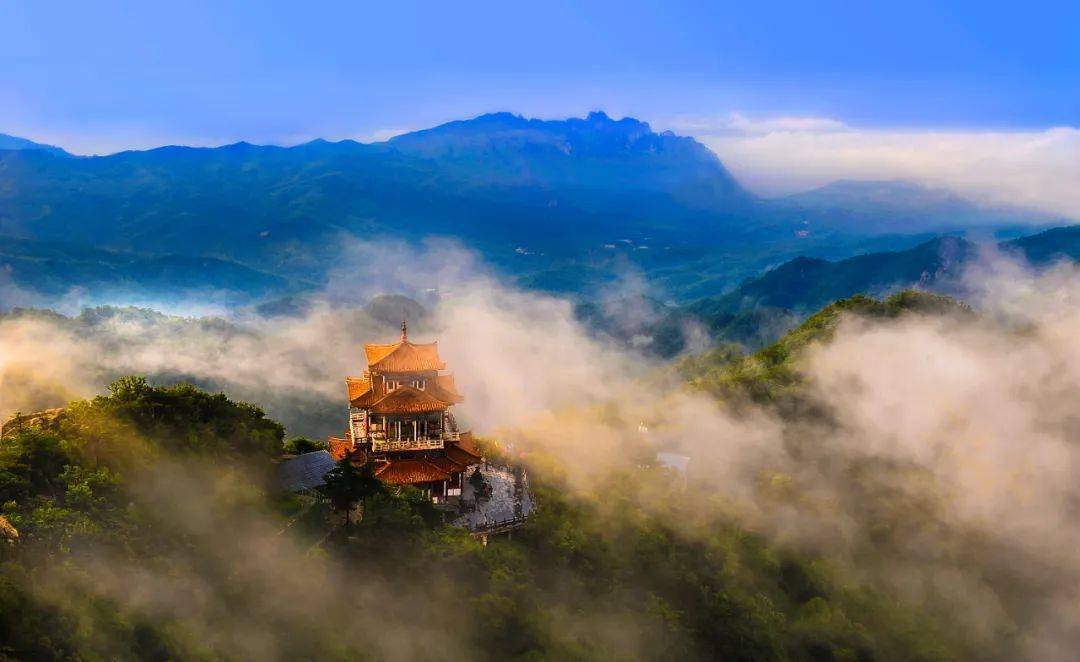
[670,224,1080,351]
[0,132,72,157]
[0,112,798,305]
[0,112,756,251]
[0,112,1064,306]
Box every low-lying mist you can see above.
[3,236,1080,658]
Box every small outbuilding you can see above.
[277,450,337,494]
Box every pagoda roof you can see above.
[346,376,371,401]
[457,431,481,455]
[427,455,467,473]
[369,385,450,414]
[445,433,483,466]
[364,340,445,373]
[349,376,380,407]
[350,372,463,409]
[428,373,464,404]
[375,459,451,485]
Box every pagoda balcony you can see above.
[370,431,459,453]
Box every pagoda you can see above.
[328,321,482,503]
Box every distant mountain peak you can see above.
[474,111,526,123]
[389,110,700,157]
[583,110,623,126]
[382,110,749,205]
[0,110,756,276]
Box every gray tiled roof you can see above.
[278,451,337,492]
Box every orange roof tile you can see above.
[445,439,483,466]
[352,374,462,409]
[428,455,467,473]
[364,343,399,366]
[428,373,464,404]
[375,459,451,485]
[350,377,385,407]
[456,432,482,456]
[364,340,445,373]
[346,376,371,401]
[369,386,451,414]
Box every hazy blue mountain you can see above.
[0,114,1064,305]
[0,235,301,306]
[0,133,72,157]
[686,235,972,320]
[671,224,1080,351]
[1003,224,1080,263]
[0,112,767,275]
[575,224,1077,357]
[389,111,750,209]
[775,179,1058,235]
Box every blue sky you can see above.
[2,1,1078,214]
[2,0,1076,151]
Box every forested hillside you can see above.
[637,225,1080,354]
[678,290,973,408]
[0,376,959,661]
[2,289,1068,660]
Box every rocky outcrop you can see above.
[0,407,65,439]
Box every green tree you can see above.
[282,436,327,455]
[321,460,384,524]
[107,375,151,401]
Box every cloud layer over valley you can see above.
[684,113,1080,220]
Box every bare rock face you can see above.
[0,407,65,439]
[0,515,18,545]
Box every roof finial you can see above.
[401,318,408,342]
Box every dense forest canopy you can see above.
[0,375,950,660]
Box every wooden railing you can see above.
[369,430,460,452]
[371,437,445,452]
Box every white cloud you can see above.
[360,127,415,143]
[676,113,1080,220]
[672,111,846,136]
